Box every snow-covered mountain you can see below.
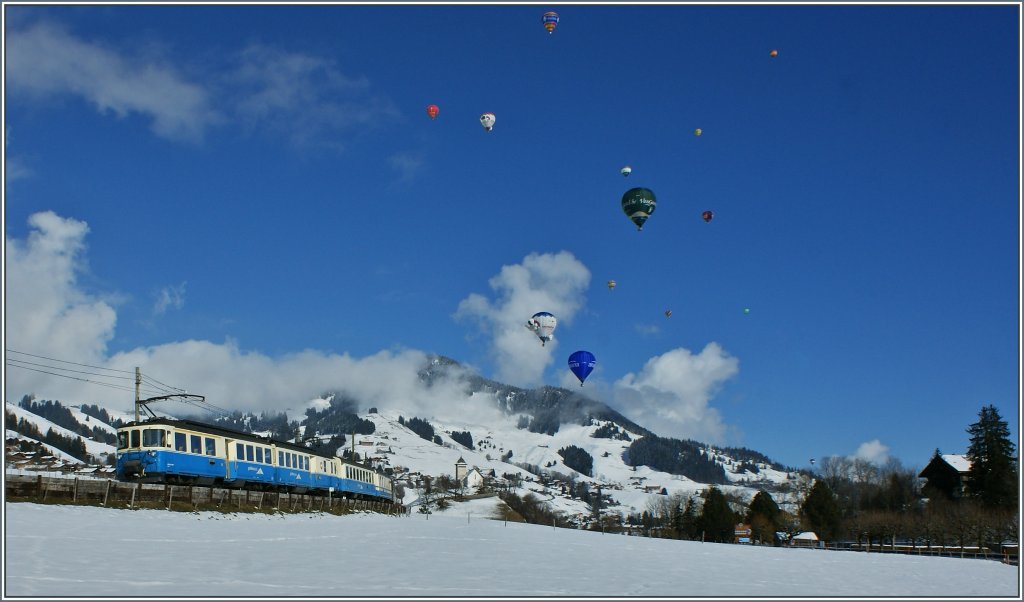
[5,354,815,519]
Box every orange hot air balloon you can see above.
[769,49,778,58]
[426,104,440,120]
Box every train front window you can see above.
[130,430,140,448]
[117,432,129,449]
[142,429,165,448]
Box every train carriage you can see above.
[116,417,394,503]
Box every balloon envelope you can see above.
[621,166,632,177]
[607,280,616,290]
[526,311,557,346]
[568,350,596,386]
[770,49,779,57]
[543,11,559,33]
[702,210,714,223]
[694,128,703,136]
[426,104,439,119]
[480,112,496,131]
[664,309,672,318]
[621,187,657,230]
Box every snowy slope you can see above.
[4,501,1017,597]
[4,401,116,461]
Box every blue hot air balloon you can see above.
[568,350,596,386]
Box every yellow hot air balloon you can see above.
[607,280,617,291]
[694,128,703,136]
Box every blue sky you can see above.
[4,3,1020,470]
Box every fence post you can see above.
[102,479,111,507]
[258,491,265,510]
[73,478,79,502]
[130,485,137,509]
[42,478,50,502]
[167,486,174,511]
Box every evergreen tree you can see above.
[800,481,842,541]
[699,486,738,542]
[965,404,1018,509]
[745,490,781,544]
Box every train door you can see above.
[224,438,235,481]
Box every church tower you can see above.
[455,456,468,483]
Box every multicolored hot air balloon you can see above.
[621,166,632,177]
[480,112,496,132]
[621,187,657,231]
[543,11,559,34]
[568,350,595,386]
[770,49,779,57]
[744,308,751,315]
[426,104,439,120]
[607,280,617,291]
[694,128,703,136]
[526,311,558,346]
[664,309,672,318]
[702,210,714,223]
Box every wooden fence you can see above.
[4,473,404,516]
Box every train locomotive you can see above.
[115,417,394,503]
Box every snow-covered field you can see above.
[3,499,1018,598]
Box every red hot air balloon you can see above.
[702,210,714,223]
[426,104,440,120]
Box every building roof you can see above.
[942,454,971,473]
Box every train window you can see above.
[265,448,272,464]
[278,451,284,465]
[236,443,244,459]
[256,447,263,463]
[205,438,216,456]
[190,435,202,454]
[174,432,187,451]
[285,454,291,468]
[117,432,129,449]
[142,429,165,448]
[246,445,254,462]
[130,430,140,448]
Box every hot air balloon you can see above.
[525,311,557,346]
[664,309,672,318]
[744,308,751,315]
[770,49,779,57]
[621,166,632,177]
[568,350,595,386]
[810,458,816,465]
[607,280,616,291]
[542,11,559,34]
[694,128,703,136]
[480,112,496,132]
[426,104,439,120]
[621,187,657,231]
[702,210,714,223]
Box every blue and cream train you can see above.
[115,418,394,503]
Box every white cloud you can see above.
[389,152,424,182]
[3,211,503,426]
[5,127,33,183]
[851,439,890,465]
[454,251,591,387]
[4,212,118,399]
[227,44,399,148]
[4,22,219,142]
[611,343,739,443]
[153,282,187,315]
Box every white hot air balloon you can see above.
[621,165,632,177]
[525,311,557,346]
[480,112,496,132]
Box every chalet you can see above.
[789,532,821,548]
[919,453,971,500]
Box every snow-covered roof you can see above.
[942,454,971,473]
[793,532,819,540]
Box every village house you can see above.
[918,453,971,499]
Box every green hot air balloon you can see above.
[621,187,657,231]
